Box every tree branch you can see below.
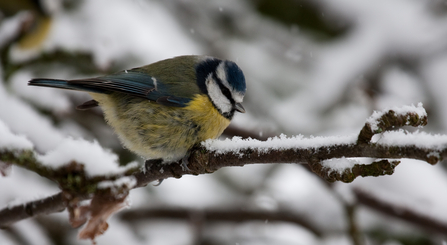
[0,105,443,230]
[357,106,427,144]
[0,193,65,228]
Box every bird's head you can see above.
[196,57,246,119]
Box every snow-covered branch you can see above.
[0,104,445,240]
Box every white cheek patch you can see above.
[206,75,232,114]
[232,92,244,103]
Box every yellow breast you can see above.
[185,94,231,141]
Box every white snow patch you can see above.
[376,130,447,149]
[202,134,357,155]
[0,12,30,48]
[36,138,133,176]
[0,81,66,152]
[0,119,33,150]
[43,0,201,69]
[98,176,137,196]
[321,157,374,175]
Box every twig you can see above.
[357,108,427,144]
[0,193,65,228]
[346,204,364,245]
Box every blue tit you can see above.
[28,55,246,165]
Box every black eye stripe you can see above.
[213,73,234,105]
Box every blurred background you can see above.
[1,0,447,244]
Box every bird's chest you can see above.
[93,93,230,156]
[184,94,231,141]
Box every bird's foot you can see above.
[145,158,163,171]
[153,179,164,186]
[145,159,165,186]
[181,155,191,172]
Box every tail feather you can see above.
[28,78,106,94]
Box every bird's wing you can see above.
[68,70,194,107]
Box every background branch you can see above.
[119,207,322,237]
[354,188,447,235]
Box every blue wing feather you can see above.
[34,71,192,107]
[28,78,106,94]
[29,70,194,107]
[94,72,191,107]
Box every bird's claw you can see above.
[181,155,191,172]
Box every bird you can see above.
[28,55,246,167]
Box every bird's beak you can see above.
[235,103,245,113]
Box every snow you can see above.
[203,134,357,154]
[0,119,33,150]
[36,138,134,176]
[43,0,201,69]
[0,12,30,49]
[321,158,375,175]
[376,130,447,149]
[0,167,59,216]
[98,176,137,191]
[205,122,445,157]
[0,80,66,152]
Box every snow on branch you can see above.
[357,103,427,144]
[1,104,446,241]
